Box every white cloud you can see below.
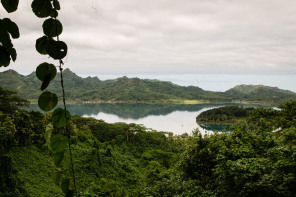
[1,0,296,75]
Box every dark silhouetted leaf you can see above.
[38,91,58,112]
[52,108,71,128]
[43,18,63,37]
[2,18,19,38]
[41,74,51,90]
[53,0,60,10]
[31,0,52,18]
[36,62,56,81]
[50,134,68,153]
[1,0,19,13]
[36,36,52,55]
[0,46,10,67]
[36,62,56,90]
[50,9,58,18]
[7,47,16,61]
[45,40,67,59]
[0,20,13,48]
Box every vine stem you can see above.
[53,3,78,195]
[59,64,78,197]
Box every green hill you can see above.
[0,69,295,104]
[224,84,296,103]
[196,106,255,124]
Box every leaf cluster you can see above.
[1,0,73,195]
[0,0,19,67]
[29,0,74,196]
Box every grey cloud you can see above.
[1,0,296,75]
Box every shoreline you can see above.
[196,119,246,125]
[27,99,279,106]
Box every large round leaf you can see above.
[36,36,52,55]
[50,134,68,153]
[36,62,57,81]
[31,0,52,18]
[38,91,58,112]
[52,108,71,128]
[1,0,19,13]
[43,18,63,37]
[36,62,56,90]
[2,18,19,38]
[45,40,67,60]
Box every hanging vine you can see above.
[1,0,77,196]
[31,0,77,196]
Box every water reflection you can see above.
[26,103,263,135]
[28,103,222,119]
[198,123,231,132]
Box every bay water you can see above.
[27,103,263,135]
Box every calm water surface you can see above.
[27,103,263,135]
[86,109,208,135]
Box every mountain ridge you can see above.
[230,84,286,93]
[0,69,295,104]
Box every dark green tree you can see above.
[0,86,29,113]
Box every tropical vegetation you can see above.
[2,0,296,196]
[196,106,255,124]
[1,86,296,196]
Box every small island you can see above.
[196,106,255,124]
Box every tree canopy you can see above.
[0,86,29,113]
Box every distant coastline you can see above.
[2,68,296,93]
[1,69,296,106]
[27,99,279,106]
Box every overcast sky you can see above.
[1,0,296,89]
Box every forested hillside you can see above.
[1,69,295,104]
[1,87,296,196]
[224,84,296,102]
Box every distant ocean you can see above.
[82,74,296,93]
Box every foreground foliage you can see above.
[1,97,296,196]
[143,100,296,196]
[0,105,182,196]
